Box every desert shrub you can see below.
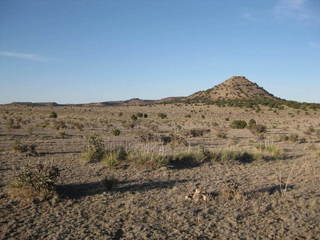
[304,126,315,135]
[49,111,58,118]
[136,112,143,118]
[160,135,172,145]
[248,119,256,128]
[74,122,84,131]
[58,130,66,138]
[185,114,191,118]
[230,120,247,129]
[249,124,267,135]
[138,132,157,142]
[216,130,227,139]
[8,164,60,201]
[279,134,289,141]
[6,118,21,129]
[289,133,299,142]
[169,133,188,147]
[112,129,121,136]
[188,129,210,137]
[131,114,138,121]
[158,113,167,119]
[12,140,37,156]
[82,134,105,163]
[143,113,148,118]
[103,147,127,167]
[101,176,118,190]
[53,120,67,130]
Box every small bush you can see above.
[248,119,256,128]
[188,129,210,137]
[230,120,247,129]
[12,140,37,156]
[6,118,21,129]
[49,111,58,118]
[112,129,121,136]
[158,113,167,119]
[82,134,105,163]
[8,164,60,201]
[249,124,267,135]
[216,130,227,139]
[101,176,118,190]
[131,114,138,121]
[137,112,143,118]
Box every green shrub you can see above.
[131,114,138,121]
[158,113,167,119]
[49,111,58,118]
[230,120,247,129]
[112,129,121,136]
[248,119,256,128]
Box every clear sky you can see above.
[0,0,319,104]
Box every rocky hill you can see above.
[188,76,277,102]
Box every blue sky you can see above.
[0,0,319,104]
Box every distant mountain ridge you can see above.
[5,76,318,107]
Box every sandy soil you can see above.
[0,104,319,239]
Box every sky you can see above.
[0,0,320,104]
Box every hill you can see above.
[188,76,277,102]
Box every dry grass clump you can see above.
[256,142,287,160]
[210,149,258,164]
[127,151,170,170]
[7,164,60,201]
[103,147,127,167]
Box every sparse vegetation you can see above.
[82,134,105,163]
[230,120,247,129]
[8,164,60,201]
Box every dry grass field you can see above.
[0,103,320,239]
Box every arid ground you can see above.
[0,104,319,239]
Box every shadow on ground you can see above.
[57,179,189,199]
